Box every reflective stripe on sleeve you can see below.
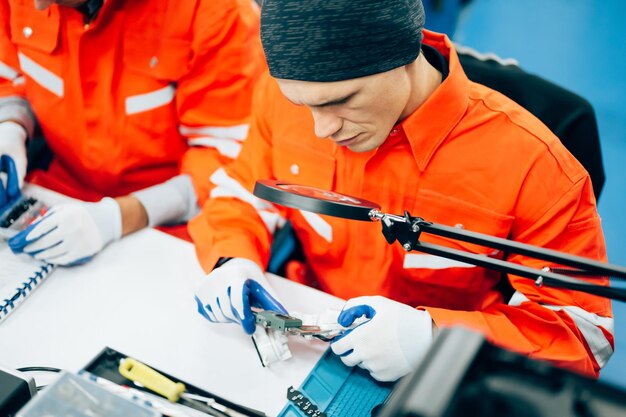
[179,124,249,141]
[187,137,242,159]
[0,60,19,81]
[403,253,476,269]
[509,291,614,368]
[209,168,286,234]
[299,210,332,242]
[125,85,175,115]
[17,53,64,97]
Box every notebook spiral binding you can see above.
[0,263,55,323]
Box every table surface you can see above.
[0,185,345,417]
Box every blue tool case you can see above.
[279,349,395,417]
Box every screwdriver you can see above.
[119,357,264,417]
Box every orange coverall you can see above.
[189,31,613,377]
[0,0,262,204]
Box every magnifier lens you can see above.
[253,180,380,221]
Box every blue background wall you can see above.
[433,0,626,386]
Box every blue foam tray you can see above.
[278,349,394,417]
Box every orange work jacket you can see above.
[0,0,263,203]
[189,31,613,377]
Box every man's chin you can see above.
[347,139,377,153]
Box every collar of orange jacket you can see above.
[396,30,471,172]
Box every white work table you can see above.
[0,185,345,417]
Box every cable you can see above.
[17,366,62,373]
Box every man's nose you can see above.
[311,109,342,139]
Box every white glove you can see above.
[330,295,433,382]
[8,197,122,265]
[194,258,287,335]
[0,121,28,189]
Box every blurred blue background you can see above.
[425,0,626,386]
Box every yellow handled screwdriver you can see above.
[119,357,261,417]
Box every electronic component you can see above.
[0,196,47,237]
[252,325,292,367]
[251,309,352,368]
[286,386,327,417]
[252,309,347,342]
[254,310,303,331]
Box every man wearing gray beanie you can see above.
[192,0,612,382]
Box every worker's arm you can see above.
[8,0,264,266]
[427,165,612,378]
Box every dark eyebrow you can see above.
[310,91,358,108]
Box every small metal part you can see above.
[286,386,326,417]
[253,310,302,331]
[535,275,544,287]
[369,209,383,221]
[403,243,412,251]
[251,310,347,343]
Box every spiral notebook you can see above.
[0,243,54,323]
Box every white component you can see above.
[252,325,292,366]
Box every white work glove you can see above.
[194,258,288,335]
[8,197,122,266]
[330,295,433,382]
[0,121,28,189]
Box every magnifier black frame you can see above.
[254,180,380,221]
[253,179,626,302]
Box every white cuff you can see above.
[88,197,122,245]
[0,97,36,138]
[132,174,199,227]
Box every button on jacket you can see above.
[0,0,263,202]
[189,31,613,377]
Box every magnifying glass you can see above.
[252,179,626,302]
[253,179,381,221]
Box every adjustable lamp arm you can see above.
[253,180,626,302]
[374,210,626,302]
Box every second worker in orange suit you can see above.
[2,0,263,265]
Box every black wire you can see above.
[17,366,62,373]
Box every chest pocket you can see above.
[273,140,343,258]
[273,140,335,190]
[123,33,191,82]
[122,33,192,147]
[10,2,60,53]
[9,2,62,97]
[393,188,515,309]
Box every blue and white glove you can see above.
[0,154,22,211]
[330,296,434,382]
[194,258,287,335]
[0,122,28,190]
[8,198,122,265]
